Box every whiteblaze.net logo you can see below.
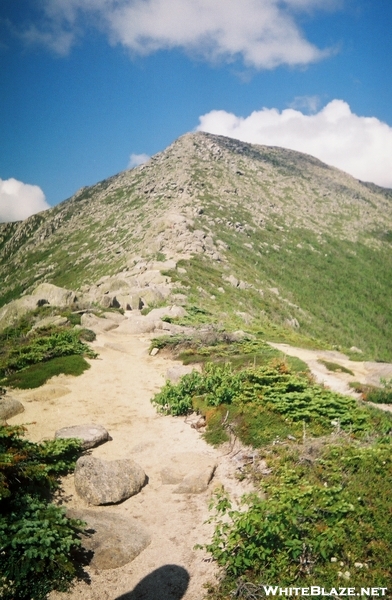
[262,587,388,597]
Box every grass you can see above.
[4,355,91,389]
[318,359,355,375]
[0,308,97,389]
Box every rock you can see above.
[139,287,165,307]
[166,365,201,383]
[31,283,77,306]
[350,346,363,354]
[55,424,109,449]
[30,315,68,332]
[285,318,300,329]
[0,397,24,420]
[102,311,126,323]
[150,347,159,356]
[80,313,119,332]
[67,509,151,569]
[147,305,187,320]
[74,456,147,505]
[0,296,40,331]
[174,464,216,494]
[116,317,162,335]
[160,467,185,485]
[223,274,239,288]
[116,294,143,310]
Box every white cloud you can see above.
[0,178,50,223]
[16,0,339,69]
[196,100,392,188]
[128,153,150,168]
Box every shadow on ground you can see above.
[114,564,190,599]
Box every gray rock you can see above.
[285,318,300,329]
[160,467,185,485]
[0,397,24,420]
[174,464,216,494]
[80,313,119,332]
[31,282,77,306]
[55,424,109,449]
[67,509,151,569]
[166,365,201,383]
[74,456,147,505]
[30,315,68,332]
[350,346,363,354]
[147,305,187,320]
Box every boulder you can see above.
[55,424,109,450]
[74,456,147,505]
[101,311,126,324]
[116,317,162,335]
[0,397,24,421]
[115,294,143,311]
[30,315,68,332]
[147,306,187,321]
[0,296,39,331]
[166,365,201,384]
[67,509,151,569]
[31,283,77,306]
[174,464,216,494]
[80,313,119,332]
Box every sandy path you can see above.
[270,343,392,412]
[8,326,251,600]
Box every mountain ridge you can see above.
[1,132,392,358]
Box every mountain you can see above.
[1,132,392,359]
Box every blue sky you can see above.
[1,0,392,221]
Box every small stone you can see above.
[150,347,159,356]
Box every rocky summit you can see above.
[1,132,392,358]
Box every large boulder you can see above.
[80,313,119,332]
[74,456,147,505]
[31,283,77,306]
[30,315,69,333]
[67,509,151,569]
[55,424,109,449]
[0,397,24,421]
[0,296,39,331]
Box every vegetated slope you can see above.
[1,132,392,358]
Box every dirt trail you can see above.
[8,325,252,600]
[270,342,392,412]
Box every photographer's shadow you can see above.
[115,564,190,600]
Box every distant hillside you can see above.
[1,132,392,359]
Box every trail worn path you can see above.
[270,343,392,412]
[9,324,252,600]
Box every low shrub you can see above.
[0,425,86,600]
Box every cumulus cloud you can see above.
[16,0,339,69]
[196,100,392,188]
[128,153,150,169]
[0,178,50,223]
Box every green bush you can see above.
[0,425,85,599]
[152,361,372,434]
[204,442,392,586]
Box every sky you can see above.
[1,0,392,222]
